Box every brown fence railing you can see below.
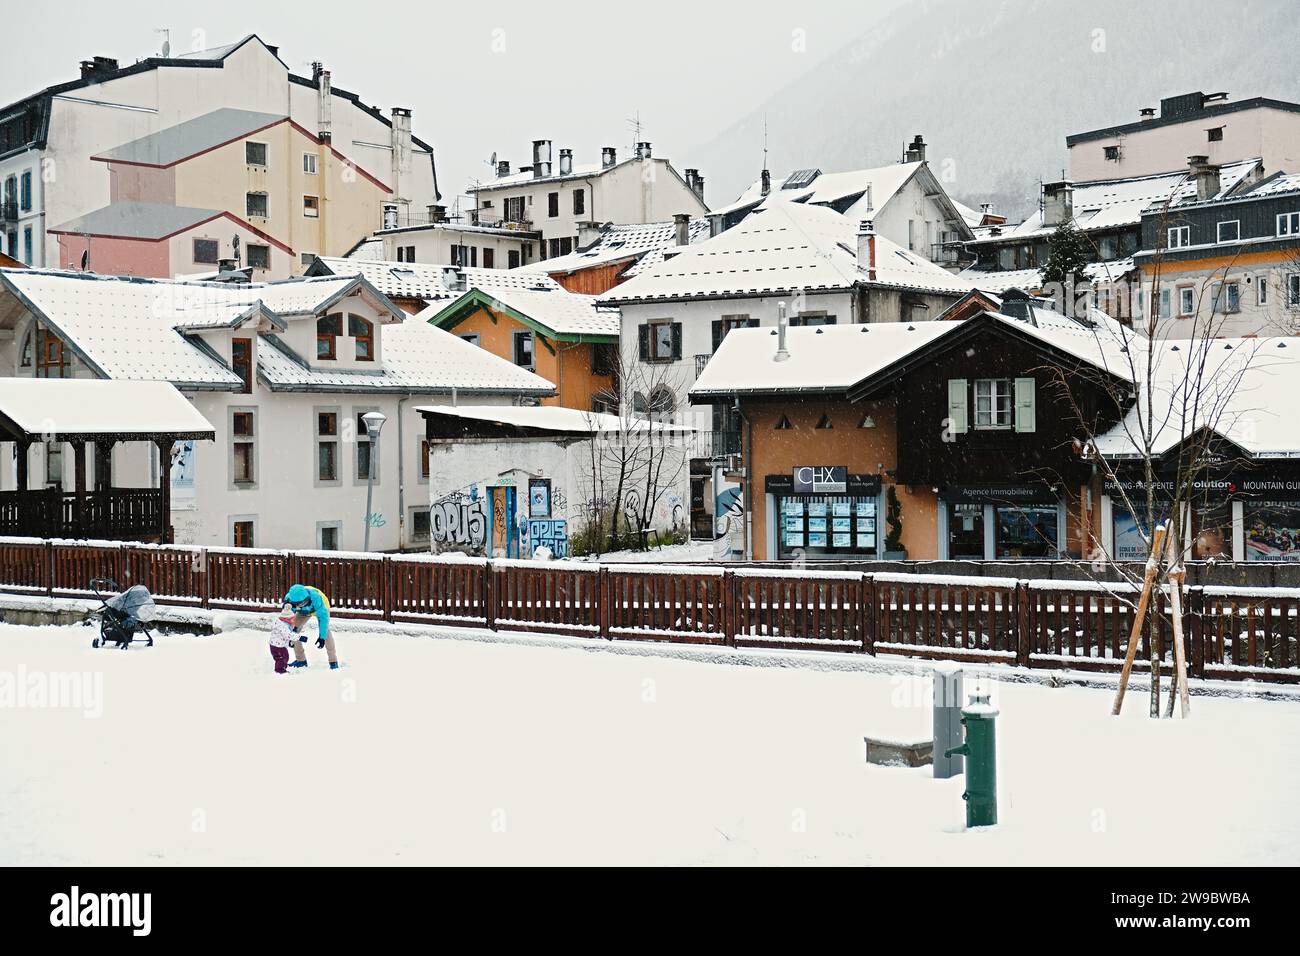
[3,537,1299,684]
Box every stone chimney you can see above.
[601,146,617,168]
[760,169,771,197]
[635,141,652,160]
[317,68,333,143]
[497,160,510,178]
[390,108,413,204]
[857,220,877,281]
[441,267,466,293]
[904,134,927,163]
[558,148,573,176]
[429,204,446,223]
[532,139,552,178]
[1041,180,1074,226]
[1188,154,1221,201]
[673,213,691,246]
[688,170,704,204]
[79,56,119,82]
[577,221,604,249]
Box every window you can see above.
[246,244,270,270]
[300,252,317,268]
[349,314,374,361]
[1103,145,1120,161]
[1216,220,1240,243]
[356,411,377,482]
[548,237,573,258]
[513,330,535,368]
[1178,287,1196,316]
[303,195,319,218]
[193,238,219,264]
[482,248,495,269]
[711,314,757,351]
[318,524,340,550]
[547,192,559,217]
[36,329,69,378]
[19,170,31,211]
[317,411,338,483]
[1257,275,1269,306]
[592,342,616,376]
[573,189,585,215]
[640,320,681,363]
[1167,226,1190,249]
[789,312,837,327]
[403,245,415,262]
[1098,235,1117,259]
[46,443,63,487]
[646,385,675,421]
[232,337,253,394]
[303,152,318,175]
[507,250,521,269]
[420,439,431,480]
[973,378,1013,429]
[1288,274,1300,307]
[232,520,255,549]
[1211,281,1240,314]
[505,196,526,222]
[411,508,432,541]
[1159,287,1171,319]
[22,227,31,265]
[232,411,255,486]
[450,244,477,267]
[246,192,268,218]
[245,141,267,167]
[1207,126,1224,142]
[460,333,480,347]
[1278,212,1300,237]
[317,314,341,360]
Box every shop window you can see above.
[317,313,341,360]
[1111,501,1170,562]
[947,503,984,559]
[1192,501,1232,561]
[995,505,1059,559]
[350,315,374,361]
[779,495,877,559]
[1245,501,1300,562]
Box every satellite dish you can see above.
[489,151,497,166]
[80,250,89,271]
[162,39,171,57]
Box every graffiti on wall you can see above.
[429,486,486,551]
[527,518,570,558]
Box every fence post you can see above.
[722,569,736,647]
[1187,585,1204,679]
[1015,581,1031,668]
[862,574,876,655]
[382,555,394,622]
[115,543,129,590]
[44,540,54,598]
[484,561,497,631]
[597,566,610,640]
[198,548,210,609]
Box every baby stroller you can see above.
[88,579,158,649]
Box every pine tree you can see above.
[1040,219,1093,315]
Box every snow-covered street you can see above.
[1,621,1297,867]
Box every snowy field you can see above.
[2,620,1298,867]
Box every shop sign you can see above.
[941,484,1058,505]
[793,466,847,494]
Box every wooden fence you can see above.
[1,537,1297,683]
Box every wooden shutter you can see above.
[671,323,683,360]
[711,320,722,352]
[947,379,968,435]
[1014,378,1036,433]
[638,325,649,361]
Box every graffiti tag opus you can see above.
[430,490,486,550]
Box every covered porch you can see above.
[0,379,215,542]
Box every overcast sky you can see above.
[3,0,902,212]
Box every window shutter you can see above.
[671,322,683,360]
[947,379,968,435]
[638,325,649,362]
[711,320,722,352]
[1014,377,1036,433]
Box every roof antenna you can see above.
[627,110,643,152]
[155,27,170,58]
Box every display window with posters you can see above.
[767,470,880,560]
[940,485,1062,560]
[1244,500,1300,562]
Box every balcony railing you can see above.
[0,488,164,540]
[1,200,18,223]
[930,242,964,266]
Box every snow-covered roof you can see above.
[0,378,215,439]
[968,159,1263,246]
[92,109,284,167]
[520,218,711,277]
[257,317,555,396]
[423,285,618,341]
[690,321,961,397]
[959,258,1137,294]
[762,162,922,213]
[416,404,689,435]
[344,237,386,261]
[602,202,972,304]
[314,257,564,303]
[1237,170,1300,199]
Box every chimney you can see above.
[317,68,333,143]
[1139,106,1156,120]
[390,108,412,204]
[601,146,617,168]
[497,159,510,178]
[857,220,877,281]
[686,170,705,204]
[532,139,552,178]
[1188,154,1221,201]
[558,148,573,176]
[441,267,466,293]
[577,221,604,249]
[775,302,790,363]
[382,204,398,230]
[673,213,691,246]
[79,56,119,82]
[904,134,927,163]
[636,141,652,160]
[1041,180,1074,226]
[429,204,446,223]
[760,168,771,197]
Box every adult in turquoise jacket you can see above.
[283,584,338,669]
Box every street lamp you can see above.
[361,411,387,551]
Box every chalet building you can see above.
[706,143,976,267]
[518,216,710,295]
[1067,90,1300,184]
[467,141,708,256]
[0,268,552,551]
[690,308,1128,561]
[422,283,618,412]
[0,36,439,270]
[960,157,1265,318]
[360,216,541,271]
[1132,168,1300,337]
[306,257,565,314]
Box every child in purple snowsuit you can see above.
[269,614,298,674]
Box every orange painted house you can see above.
[426,285,619,411]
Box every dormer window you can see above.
[317,313,341,360]
[349,315,374,361]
